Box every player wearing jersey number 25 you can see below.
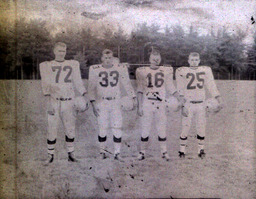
[176,52,223,159]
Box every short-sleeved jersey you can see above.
[176,66,220,102]
[88,63,136,101]
[136,66,176,101]
[39,60,86,99]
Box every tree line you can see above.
[0,18,256,80]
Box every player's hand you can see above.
[92,103,100,117]
[181,106,189,117]
[47,103,55,115]
[137,106,143,116]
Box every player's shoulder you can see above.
[39,61,49,67]
[176,66,188,73]
[68,59,80,66]
[160,65,173,72]
[117,63,129,68]
[90,64,101,70]
[136,66,147,72]
[200,66,212,72]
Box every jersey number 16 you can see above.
[147,72,164,88]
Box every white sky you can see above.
[2,0,256,44]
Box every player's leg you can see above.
[155,104,169,161]
[138,102,153,160]
[110,102,123,159]
[179,103,192,157]
[97,101,109,158]
[45,99,60,164]
[61,100,78,162]
[195,104,206,158]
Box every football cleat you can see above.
[114,153,124,162]
[137,152,145,161]
[198,149,206,159]
[100,152,107,159]
[178,151,185,158]
[68,152,79,162]
[44,154,54,166]
[162,152,170,161]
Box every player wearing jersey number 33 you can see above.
[176,52,223,158]
[88,49,136,161]
[39,42,89,165]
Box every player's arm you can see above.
[72,61,87,97]
[174,68,186,104]
[165,67,177,98]
[136,68,144,116]
[88,66,100,117]
[205,67,223,112]
[39,62,54,115]
[175,67,188,116]
[205,67,222,103]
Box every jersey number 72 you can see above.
[52,66,72,83]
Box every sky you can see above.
[1,0,256,44]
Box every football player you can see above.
[136,47,183,161]
[176,52,222,158]
[40,42,88,165]
[88,49,136,160]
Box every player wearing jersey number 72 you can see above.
[39,42,88,165]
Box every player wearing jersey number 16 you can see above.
[136,46,185,161]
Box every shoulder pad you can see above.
[120,63,129,68]
[200,66,212,71]
[91,65,101,70]
[70,60,79,65]
[176,66,187,72]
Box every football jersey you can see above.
[176,66,220,101]
[88,63,136,101]
[39,60,86,98]
[136,66,176,101]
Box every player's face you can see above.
[101,54,113,66]
[149,53,161,68]
[188,56,200,67]
[54,46,66,61]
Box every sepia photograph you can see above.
[0,0,255,198]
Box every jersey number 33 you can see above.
[99,71,119,87]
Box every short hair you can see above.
[102,49,113,56]
[54,42,67,50]
[189,52,200,58]
[149,46,160,55]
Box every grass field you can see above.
[0,80,255,199]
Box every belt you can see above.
[56,98,72,101]
[102,97,116,100]
[190,101,203,104]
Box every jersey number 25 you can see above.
[186,72,205,90]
